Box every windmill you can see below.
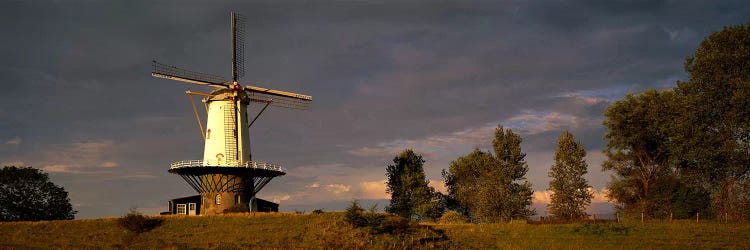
[151,12,311,214]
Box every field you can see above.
[1,212,749,249]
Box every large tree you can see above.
[385,149,440,221]
[0,166,76,221]
[443,126,533,222]
[602,89,682,218]
[443,149,497,220]
[548,131,592,221]
[673,23,750,220]
[492,126,534,220]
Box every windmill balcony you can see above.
[170,160,284,172]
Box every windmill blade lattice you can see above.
[152,60,229,86]
[232,12,246,81]
[247,90,312,110]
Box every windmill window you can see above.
[206,129,211,139]
[177,204,186,215]
[215,194,222,205]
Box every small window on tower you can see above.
[215,194,222,205]
[206,129,211,139]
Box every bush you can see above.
[312,209,325,214]
[344,200,415,235]
[117,208,163,234]
[344,200,368,227]
[438,210,468,224]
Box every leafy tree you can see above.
[385,149,440,221]
[490,126,534,220]
[0,166,77,221]
[673,23,750,220]
[547,131,593,221]
[443,149,497,221]
[443,126,533,222]
[602,90,682,218]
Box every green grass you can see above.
[2,213,749,249]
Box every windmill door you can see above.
[188,203,196,215]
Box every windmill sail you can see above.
[245,85,312,110]
[152,60,229,88]
[232,12,246,81]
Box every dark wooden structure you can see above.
[166,195,278,215]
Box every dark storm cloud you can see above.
[1,0,748,217]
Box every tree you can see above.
[602,89,683,218]
[491,126,534,220]
[0,166,76,221]
[385,149,440,221]
[673,23,750,220]
[547,131,593,221]
[443,149,496,221]
[443,126,533,222]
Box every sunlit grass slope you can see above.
[2,212,749,249]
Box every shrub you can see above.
[344,200,415,235]
[312,209,325,214]
[344,200,368,227]
[438,210,468,224]
[117,208,163,234]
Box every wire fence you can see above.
[530,212,746,223]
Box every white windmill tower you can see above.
[151,12,311,214]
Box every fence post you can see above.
[696,212,699,223]
[641,212,644,224]
[725,212,728,223]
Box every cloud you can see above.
[503,111,598,135]
[4,137,21,145]
[349,146,404,157]
[1,161,26,166]
[347,110,599,158]
[306,183,320,188]
[273,194,291,203]
[324,184,351,194]
[429,180,447,194]
[101,161,118,168]
[34,140,119,174]
[99,174,158,181]
[42,164,79,173]
[532,188,612,205]
[360,180,388,199]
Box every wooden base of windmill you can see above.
[168,163,285,215]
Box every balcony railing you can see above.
[169,160,284,172]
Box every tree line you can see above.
[384,23,750,222]
[385,127,593,222]
[603,23,750,220]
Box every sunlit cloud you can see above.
[1,160,26,167]
[324,184,351,194]
[4,137,21,145]
[504,111,598,135]
[429,180,447,194]
[273,194,291,203]
[306,183,321,188]
[360,180,388,199]
[42,164,80,173]
[532,188,612,205]
[101,161,118,168]
[347,110,599,158]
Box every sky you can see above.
[1,0,748,219]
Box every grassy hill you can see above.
[2,212,749,249]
